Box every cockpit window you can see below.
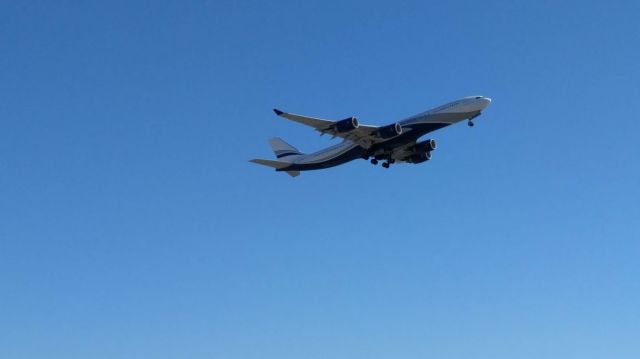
[475,96,482,99]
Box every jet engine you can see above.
[334,117,359,133]
[377,123,403,139]
[415,139,437,152]
[408,151,432,164]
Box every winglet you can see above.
[273,108,284,116]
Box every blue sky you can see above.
[1,0,639,358]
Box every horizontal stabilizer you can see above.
[249,158,291,169]
[250,159,300,177]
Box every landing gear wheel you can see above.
[382,162,390,168]
[370,159,378,165]
[468,120,475,127]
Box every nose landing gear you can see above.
[468,112,481,127]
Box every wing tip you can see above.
[273,108,284,116]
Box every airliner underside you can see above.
[250,96,492,177]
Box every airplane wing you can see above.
[273,109,384,148]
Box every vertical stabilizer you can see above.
[269,137,303,160]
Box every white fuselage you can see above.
[284,96,492,169]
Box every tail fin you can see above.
[249,138,303,177]
[249,159,300,177]
[269,137,302,160]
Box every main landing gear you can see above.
[370,157,394,168]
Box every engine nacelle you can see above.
[408,150,432,164]
[377,123,403,139]
[415,139,437,152]
[334,117,359,133]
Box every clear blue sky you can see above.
[1,1,639,358]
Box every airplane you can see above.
[250,96,492,177]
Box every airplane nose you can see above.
[481,97,492,109]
